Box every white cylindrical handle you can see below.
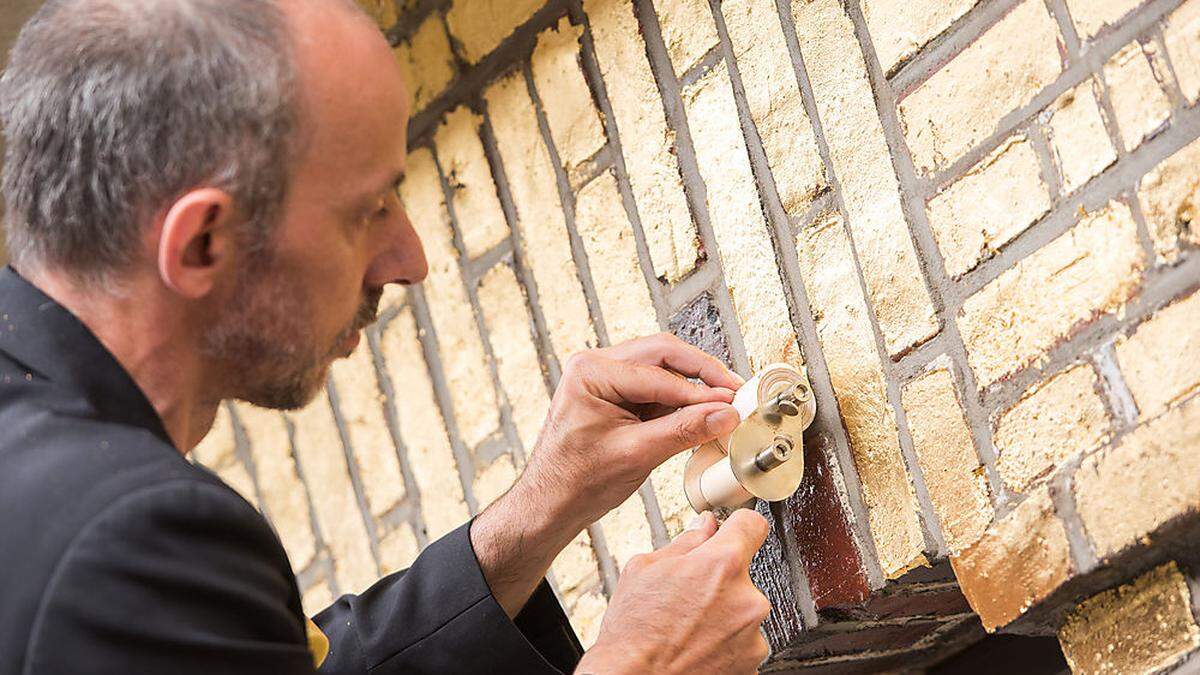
[697,457,753,509]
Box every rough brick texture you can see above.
[211,0,1200,668]
[1058,562,1200,675]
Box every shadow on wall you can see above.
[0,0,46,267]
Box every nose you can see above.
[365,205,428,289]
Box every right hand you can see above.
[577,509,773,675]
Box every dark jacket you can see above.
[0,267,582,674]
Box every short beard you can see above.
[202,250,382,411]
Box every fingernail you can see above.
[714,387,736,401]
[706,407,740,435]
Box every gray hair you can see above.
[0,0,300,282]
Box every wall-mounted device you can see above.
[683,363,816,512]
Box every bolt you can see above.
[754,435,794,472]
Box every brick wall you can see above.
[193,0,1200,670]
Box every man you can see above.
[0,0,774,673]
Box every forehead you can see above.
[287,2,410,188]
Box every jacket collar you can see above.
[0,265,173,447]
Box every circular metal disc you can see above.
[728,379,807,502]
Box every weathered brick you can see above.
[793,0,938,356]
[599,494,654,570]
[472,453,518,510]
[1045,79,1117,195]
[236,403,317,571]
[531,17,606,178]
[861,0,981,73]
[1137,136,1200,263]
[1164,0,1200,104]
[959,200,1144,388]
[1059,562,1200,675]
[900,0,1062,174]
[435,107,510,259]
[723,0,826,216]
[446,0,543,64]
[994,364,1111,495]
[1104,42,1172,153]
[682,62,799,369]
[952,488,1072,632]
[476,263,551,453]
[301,580,334,616]
[401,148,501,448]
[379,307,471,540]
[1116,290,1200,420]
[796,211,926,579]
[329,342,406,517]
[573,171,659,343]
[584,0,700,282]
[927,136,1052,278]
[290,391,379,595]
[1074,396,1200,559]
[393,14,456,112]
[355,0,396,29]
[649,0,719,77]
[901,358,994,554]
[486,71,598,362]
[1066,0,1144,40]
[378,522,421,575]
[551,530,607,648]
[667,293,732,368]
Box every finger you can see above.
[603,334,744,391]
[703,509,770,568]
[615,401,739,467]
[659,511,718,556]
[588,357,735,409]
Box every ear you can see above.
[157,188,238,299]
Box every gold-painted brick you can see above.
[290,390,380,594]
[435,107,510,259]
[1059,562,1200,675]
[446,0,544,64]
[393,14,456,112]
[531,17,607,178]
[797,211,926,578]
[900,0,1062,174]
[649,0,719,77]
[793,0,937,356]
[1066,0,1145,40]
[927,136,1051,278]
[861,0,980,73]
[379,307,471,540]
[722,0,825,216]
[192,404,236,469]
[682,62,799,369]
[486,71,598,362]
[901,359,993,554]
[1137,136,1200,264]
[236,403,317,571]
[1103,42,1171,153]
[599,494,654,570]
[952,488,1072,632]
[584,0,700,282]
[1165,0,1200,104]
[959,200,1144,388]
[476,263,552,453]
[301,580,334,616]
[1046,80,1117,195]
[472,454,518,511]
[994,364,1111,494]
[330,342,406,516]
[551,530,607,648]
[401,148,501,448]
[1116,290,1200,421]
[378,522,421,575]
[573,171,659,343]
[355,0,397,29]
[1074,396,1200,559]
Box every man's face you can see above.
[203,5,426,410]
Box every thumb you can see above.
[618,401,740,468]
[660,511,718,556]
